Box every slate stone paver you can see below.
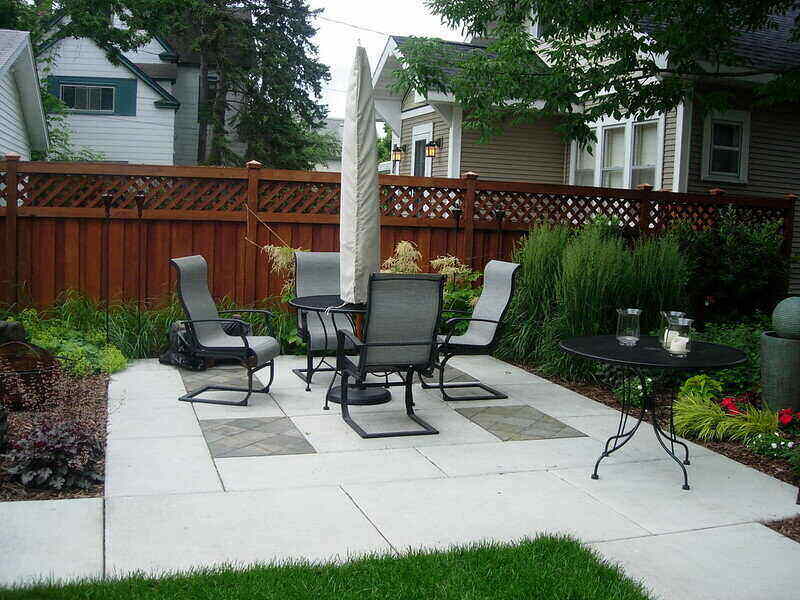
[455,404,587,441]
[179,365,249,392]
[419,365,477,385]
[199,416,316,458]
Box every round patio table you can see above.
[559,335,747,490]
[288,295,391,408]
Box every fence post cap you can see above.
[635,183,653,192]
[4,153,21,161]
[462,171,478,180]
[708,188,726,196]
[784,193,799,200]
[246,160,263,169]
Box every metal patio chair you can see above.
[334,273,444,438]
[170,255,279,406]
[420,260,521,401]
[293,251,355,390]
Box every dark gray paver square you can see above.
[455,405,587,442]
[199,417,316,458]
[179,366,249,393]
[419,365,478,385]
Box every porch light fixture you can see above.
[391,144,406,163]
[425,138,443,158]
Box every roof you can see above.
[641,10,800,72]
[390,36,493,78]
[0,29,48,152]
[134,62,178,81]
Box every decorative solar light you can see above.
[451,200,463,230]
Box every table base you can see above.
[592,369,691,490]
[325,385,392,406]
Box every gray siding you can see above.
[173,66,200,165]
[686,100,800,294]
[460,118,567,183]
[398,111,450,177]
[662,108,677,190]
[0,69,31,159]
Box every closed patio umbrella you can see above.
[339,46,380,304]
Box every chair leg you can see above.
[419,354,508,402]
[179,360,273,407]
[292,350,337,392]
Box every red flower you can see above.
[720,397,741,415]
[778,409,795,426]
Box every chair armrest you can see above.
[335,328,365,376]
[181,318,250,351]
[218,309,276,336]
[441,317,499,347]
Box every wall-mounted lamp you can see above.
[391,144,406,163]
[425,138,443,158]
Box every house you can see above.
[315,117,344,172]
[0,30,48,160]
[372,14,800,201]
[38,15,239,165]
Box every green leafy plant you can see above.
[679,375,724,400]
[745,432,797,459]
[612,376,653,408]
[693,318,767,394]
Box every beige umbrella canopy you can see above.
[339,46,380,304]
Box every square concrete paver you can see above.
[199,417,315,458]
[106,435,222,496]
[216,448,445,491]
[344,471,648,550]
[554,453,800,534]
[0,498,103,587]
[105,487,391,576]
[592,523,800,600]
[456,404,587,441]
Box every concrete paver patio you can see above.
[2,354,799,599]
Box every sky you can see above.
[308,0,463,119]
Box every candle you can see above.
[670,335,689,354]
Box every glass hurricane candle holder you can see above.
[616,308,642,346]
[665,317,694,357]
[660,311,687,350]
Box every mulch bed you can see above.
[516,364,800,542]
[0,374,108,502]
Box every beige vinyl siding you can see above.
[398,111,450,177]
[0,69,31,160]
[460,118,566,183]
[685,99,800,294]
[661,108,677,190]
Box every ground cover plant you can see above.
[0,536,653,599]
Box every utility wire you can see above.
[316,15,390,38]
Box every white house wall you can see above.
[41,38,175,165]
[122,38,169,65]
[0,69,32,159]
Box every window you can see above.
[575,143,595,186]
[701,110,750,183]
[60,84,115,112]
[601,126,625,188]
[571,117,663,189]
[410,122,433,177]
[631,122,658,188]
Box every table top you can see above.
[560,335,748,370]
[289,295,367,314]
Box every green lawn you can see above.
[3,536,652,600]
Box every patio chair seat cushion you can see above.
[202,332,280,366]
[301,311,355,351]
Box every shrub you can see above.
[382,241,422,274]
[693,317,767,394]
[497,223,688,381]
[3,418,103,489]
[612,376,653,407]
[668,207,788,319]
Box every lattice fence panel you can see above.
[0,168,6,208]
[654,202,787,233]
[476,190,642,230]
[258,180,341,213]
[19,173,247,210]
[381,185,465,219]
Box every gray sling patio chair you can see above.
[420,260,521,401]
[334,273,444,438]
[293,251,355,391]
[170,255,279,406]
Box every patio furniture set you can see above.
[167,252,747,491]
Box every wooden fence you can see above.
[0,154,795,308]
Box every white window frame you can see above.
[59,84,116,113]
[569,114,664,190]
[701,110,750,184]
[410,122,433,177]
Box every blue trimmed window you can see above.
[47,76,137,116]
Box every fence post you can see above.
[462,172,477,268]
[4,153,20,306]
[244,160,262,304]
[636,183,653,235]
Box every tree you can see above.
[377,122,392,163]
[393,1,800,147]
